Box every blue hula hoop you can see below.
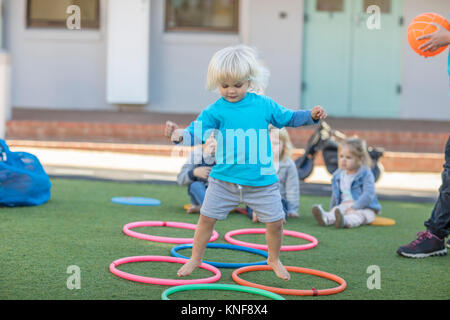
[170,243,268,269]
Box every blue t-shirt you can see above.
[182,92,316,186]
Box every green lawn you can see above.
[1,178,448,300]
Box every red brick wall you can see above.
[7,120,448,154]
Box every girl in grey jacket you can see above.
[312,137,381,228]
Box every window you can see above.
[165,0,239,33]
[316,0,344,12]
[363,0,391,13]
[27,0,100,29]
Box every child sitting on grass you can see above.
[165,45,326,281]
[176,134,216,214]
[312,137,381,228]
[248,126,300,222]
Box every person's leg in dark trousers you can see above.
[424,137,450,239]
[397,136,450,258]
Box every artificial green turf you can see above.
[0,178,449,300]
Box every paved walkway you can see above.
[11,146,440,203]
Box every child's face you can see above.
[269,129,283,161]
[218,79,249,103]
[338,147,360,174]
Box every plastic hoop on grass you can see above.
[109,255,221,286]
[232,265,346,296]
[161,283,285,300]
[123,221,219,244]
[171,243,268,268]
[225,228,318,251]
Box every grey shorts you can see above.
[200,176,284,223]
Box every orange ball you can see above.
[407,12,450,57]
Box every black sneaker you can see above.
[397,231,447,258]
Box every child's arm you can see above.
[165,108,219,146]
[165,121,186,144]
[286,106,327,128]
[265,95,326,128]
[284,160,300,215]
[352,170,376,210]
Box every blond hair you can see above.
[206,45,270,94]
[339,137,372,168]
[269,126,294,161]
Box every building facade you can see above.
[3,0,450,120]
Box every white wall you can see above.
[4,0,110,110]
[146,0,303,113]
[106,0,150,104]
[146,0,240,113]
[247,0,304,110]
[4,0,448,120]
[400,0,450,120]
[5,0,304,114]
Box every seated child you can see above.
[177,134,216,213]
[248,126,300,222]
[312,137,381,228]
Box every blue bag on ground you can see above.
[0,139,51,207]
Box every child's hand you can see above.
[165,121,183,143]
[311,105,327,120]
[418,23,450,53]
[165,121,179,138]
[193,166,212,180]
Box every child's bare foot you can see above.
[267,259,290,281]
[177,259,202,277]
[187,205,201,214]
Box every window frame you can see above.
[363,0,391,13]
[316,0,344,12]
[164,0,239,33]
[26,0,100,29]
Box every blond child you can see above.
[165,45,326,280]
[312,137,381,228]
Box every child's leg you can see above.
[265,219,290,281]
[344,209,376,228]
[312,204,339,226]
[177,214,217,277]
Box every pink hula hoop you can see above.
[123,221,219,244]
[109,255,221,286]
[225,228,318,251]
